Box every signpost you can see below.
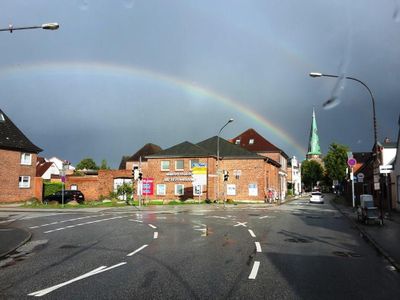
[192,163,207,203]
[347,157,357,208]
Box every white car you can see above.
[310,192,324,204]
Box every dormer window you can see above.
[21,153,32,165]
[0,113,5,122]
[249,139,254,144]
[235,139,240,145]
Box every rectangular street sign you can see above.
[379,165,393,174]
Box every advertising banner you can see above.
[142,178,154,196]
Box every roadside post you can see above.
[347,156,357,208]
[380,165,393,217]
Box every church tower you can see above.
[306,108,322,162]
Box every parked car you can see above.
[309,191,324,204]
[43,190,85,204]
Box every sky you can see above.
[1,0,399,168]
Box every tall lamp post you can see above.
[216,118,234,204]
[0,23,59,33]
[309,72,382,221]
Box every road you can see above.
[1,195,399,299]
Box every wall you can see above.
[0,149,38,202]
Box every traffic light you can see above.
[138,172,143,180]
[132,166,139,180]
[223,171,229,181]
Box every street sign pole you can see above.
[351,167,355,208]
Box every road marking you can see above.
[129,219,143,223]
[153,232,158,239]
[28,262,127,297]
[127,244,148,257]
[248,261,260,279]
[148,224,157,229]
[209,216,227,219]
[29,215,105,229]
[248,229,256,238]
[259,215,276,219]
[255,242,262,252]
[0,219,17,224]
[43,216,124,234]
[234,222,248,227]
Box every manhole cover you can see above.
[285,238,311,243]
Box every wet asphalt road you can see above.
[1,195,399,299]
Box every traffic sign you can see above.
[347,158,357,167]
[379,165,393,174]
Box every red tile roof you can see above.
[36,161,54,177]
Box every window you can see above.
[193,184,202,196]
[249,139,254,144]
[157,184,166,195]
[227,184,236,196]
[21,153,32,165]
[70,184,78,190]
[190,159,199,170]
[161,160,170,171]
[248,183,258,196]
[233,170,241,180]
[19,176,30,188]
[175,160,184,170]
[0,113,4,122]
[175,184,184,195]
[235,139,240,144]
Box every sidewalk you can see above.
[332,200,400,272]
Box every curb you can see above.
[331,200,400,272]
[0,228,32,259]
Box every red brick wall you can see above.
[0,149,38,202]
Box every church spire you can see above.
[307,108,321,159]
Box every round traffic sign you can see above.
[347,158,357,167]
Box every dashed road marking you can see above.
[29,215,105,229]
[248,229,256,238]
[259,215,276,219]
[255,242,262,253]
[249,261,260,279]
[234,222,248,227]
[127,244,148,257]
[148,224,157,229]
[153,232,158,239]
[129,219,143,223]
[43,216,124,234]
[28,262,127,297]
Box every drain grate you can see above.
[285,238,311,243]
[333,251,362,258]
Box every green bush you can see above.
[43,182,63,197]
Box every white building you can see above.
[289,156,302,196]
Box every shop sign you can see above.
[192,163,207,186]
[142,178,154,195]
[164,177,193,182]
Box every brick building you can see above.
[0,109,42,202]
[230,129,288,200]
[143,136,279,202]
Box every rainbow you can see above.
[0,61,307,156]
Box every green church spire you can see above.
[307,108,321,156]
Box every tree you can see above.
[99,159,110,170]
[76,157,98,170]
[301,160,324,191]
[323,143,349,184]
[117,182,133,202]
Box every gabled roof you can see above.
[147,141,211,158]
[127,143,162,162]
[0,109,42,153]
[118,155,130,170]
[230,128,289,158]
[197,136,264,159]
[36,161,54,177]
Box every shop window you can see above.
[19,176,30,188]
[161,160,170,171]
[21,153,32,165]
[175,160,184,171]
[190,159,199,170]
[157,184,166,195]
[175,184,184,196]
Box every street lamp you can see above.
[216,118,234,205]
[0,23,59,33]
[309,72,382,220]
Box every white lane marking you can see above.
[0,219,17,224]
[29,215,105,229]
[248,229,256,238]
[28,262,126,297]
[248,261,260,280]
[43,216,123,234]
[153,232,158,239]
[259,215,276,219]
[127,244,148,257]
[209,216,227,219]
[129,219,143,223]
[234,222,248,227]
[255,242,262,253]
[148,224,157,229]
